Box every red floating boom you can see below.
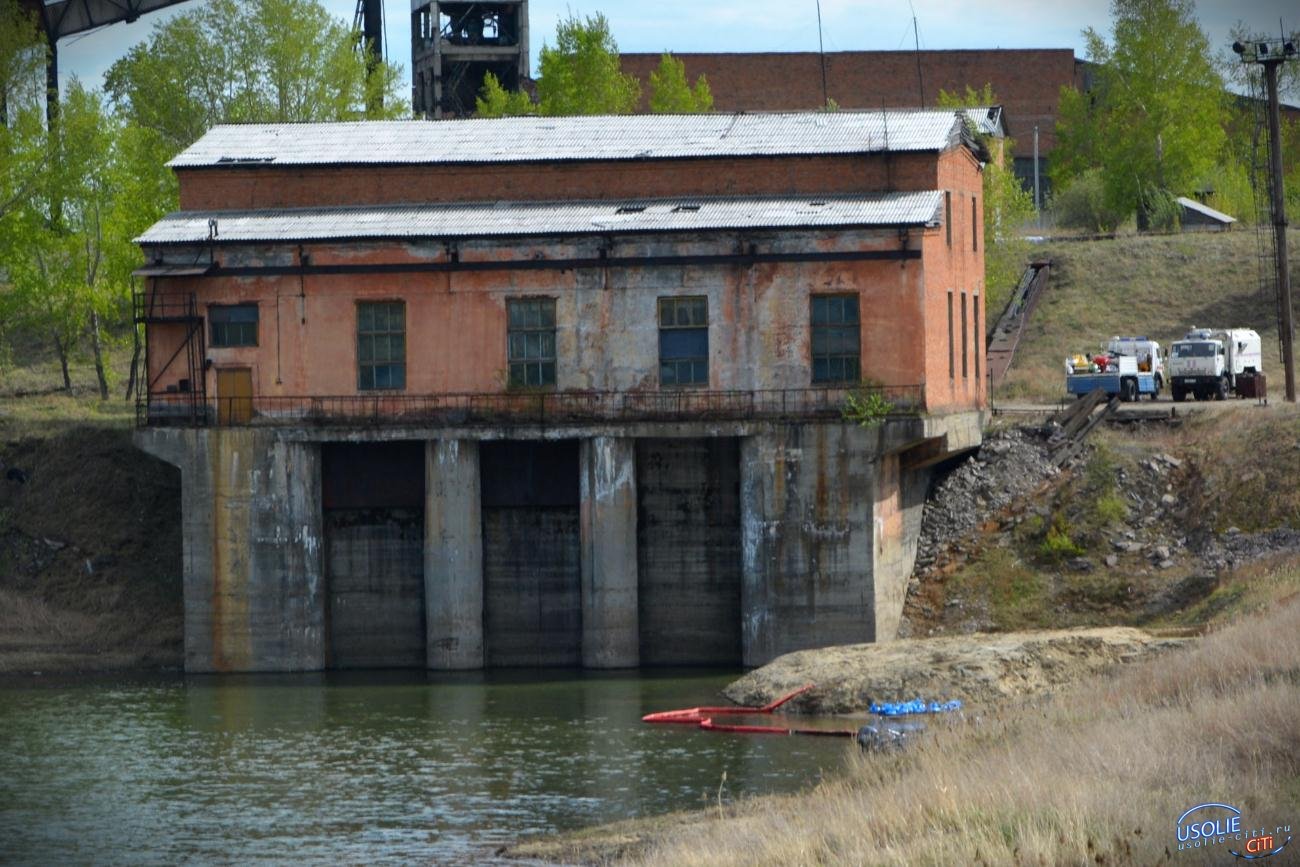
[642,684,856,737]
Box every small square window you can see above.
[209,304,258,348]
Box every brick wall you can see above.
[176,151,945,210]
[621,49,1083,153]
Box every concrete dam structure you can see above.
[137,415,979,671]
[132,112,988,672]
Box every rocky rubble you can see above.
[913,426,1059,571]
[1198,527,1300,574]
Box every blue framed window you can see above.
[811,295,860,383]
[658,296,708,387]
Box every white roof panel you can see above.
[136,192,944,245]
[169,112,966,168]
[1177,196,1236,224]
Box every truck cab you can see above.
[1168,328,1262,401]
[1106,336,1163,393]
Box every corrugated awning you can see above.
[135,192,945,245]
[132,263,214,276]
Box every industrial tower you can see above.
[411,1,529,118]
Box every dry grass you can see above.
[996,229,1300,403]
[513,574,1300,866]
[1166,403,1300,532]
[0,329,136,439]
[0,587,91,641]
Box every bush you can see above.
[1137,184,1180,231]
[842,387,894,427]
[1039,515,1084,560]
[1049,169,1127,232]
[1094,492,1128,525]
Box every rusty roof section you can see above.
[136,192,944,245]
[168,111,969,168]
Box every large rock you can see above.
[722,628,1187,714]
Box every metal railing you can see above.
[140,384,925,428]
[133,291,199,322]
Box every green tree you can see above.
[1053,0,1226,229]
[0,1,44,219]
[103,0,406,153]
[474,71,537,117]
[0,6,46,365]
[535,12,640,116]
[648,53,713,113]
[937,85,1037,317]
[2,82,126,394]
[0,0,43,127]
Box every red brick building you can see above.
[134,112,986,673]
[622,49,1089,191]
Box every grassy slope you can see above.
[907,403,1300,636]
[0,334,181,671]
[511,566,1300,866]
[996,228,1300,402]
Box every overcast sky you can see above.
[53,0,1297,97]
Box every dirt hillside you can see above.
[0,425,182,672]
[723,627,1186,714]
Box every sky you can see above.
[51,0,1298,98]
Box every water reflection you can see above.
[0,670,851,865]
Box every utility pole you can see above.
[1234,35,1297,402]
[815,0,828,108]
[910,5,924,108]
[1033,125,1041,226]
[1265,60,1295,402]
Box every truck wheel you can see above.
[1216,376,1229,401]
[1121,378,1137,402]
[1172,387,1185,403]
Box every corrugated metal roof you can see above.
[135,192,944,245]
[168,112,965,168]
[962,106,1006,138]
[1176,196,1236,224]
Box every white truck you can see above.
[1168,328,1263,402]
[1106,336,1164,394]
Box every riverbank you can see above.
[505,555,1300,865]
[0,391,182,673]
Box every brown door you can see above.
[216,368,253,425]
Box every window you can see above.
[947,291,955,379]
[974,294,982,381]
[945,191,953,247]
[209,304,258,347]
[961,291,969,379]
[972,197,979,252]
[658,296,709,387]
[507,298,557,388]
[357,301,405,390]
[811,295,860,383]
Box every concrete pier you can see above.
[740,425,876,667]
[579,436,639,668]
[425,439,484,670]
[137,429,325,673]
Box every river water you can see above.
[0,670,854,865]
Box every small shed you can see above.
[1177,196,1236,231]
